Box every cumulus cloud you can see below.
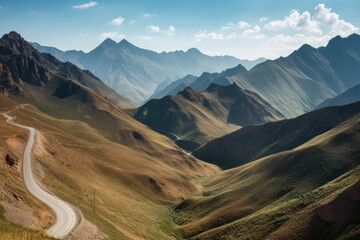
[72,1,97,10]
[238,21,251,29]
[168,25,176,35]
[242,25,261,38]
[99,32,125,40]
[109,16,124,26]
[146,25,176,35]
[315,3,359,37]
[265,10,321,34]
[147,25,161,33]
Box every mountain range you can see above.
[133,83,284,150]
[0,32,132,109]
[316,83,360,110]
[166,34,360,118]
[175,107,360,239]
[2,30,360,240]
[32,41,265,106]
[193,101,360,169]
[150,64,248,100]
[0,31,218,239]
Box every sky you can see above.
[0,0,359,60]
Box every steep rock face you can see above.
[0,32,52,89]
[134,83,284,150]
[0,32,133,108]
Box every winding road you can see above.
[3,113,80,239]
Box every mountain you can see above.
[193,101,360,169]
[0,31,133,109]
[171,34,360,118]
[316,83,360,109]
[238,57,267,70]
[0,32,218,239]
[175,113,360,239]
[32,40,248,105]
[133,83,284,150]
[150,64,247,100]
[149,74,198,100]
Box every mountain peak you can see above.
[0,31,35,55]
[118,38,136,48]
[3,31,23,40]
[99,38,117,48]
[187,48,202,54]
[221,64,247,77]
[297,43,315,53]
[326,33,360,49]
[206,82,241,94]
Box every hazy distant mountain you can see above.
[172,34,360,118]
[193,101,360,169]
[133,83,284,150]
[0,32,132,108]
[149,74,198,100]
[150,64,247,100]
[237,57,267,70]
[316,83,360,109]
[32,40,258,105]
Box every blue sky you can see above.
[0,0,359,59]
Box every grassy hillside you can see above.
[134,83,283,151]
[174,113,360,239]
[0,83,218,239]
[194,101,360,169]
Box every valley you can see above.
[1,2,360,238]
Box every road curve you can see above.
[3,114,80,239]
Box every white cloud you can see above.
[72,1,97,10]
[237,21,251,29]
[242,25,261,38]
[147,25,161,33]
[315,3,359,37]
[99,32,125,40]
[195,32,224,41]
[221,21,251,31]
[109,16,124,26]
[196,24,263,42]
[168,25,176,35]
[259,17,268,23]
[142,13,157,18]
[265,10,321,35]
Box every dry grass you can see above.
[0,91,218,239]
[174,114,360,239]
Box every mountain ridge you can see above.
[32,40,265,105]
[134,83,284,150]
[167,34,360,118]
[193,100,360,169]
